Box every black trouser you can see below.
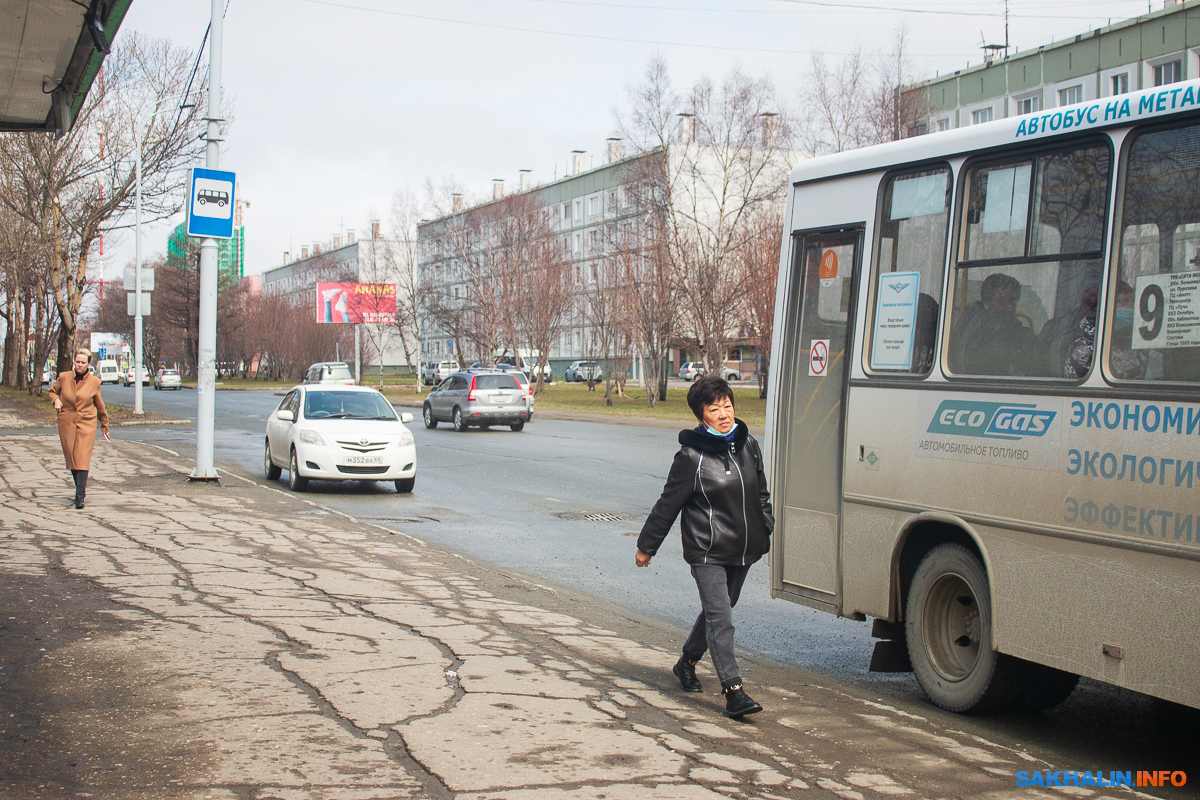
[72,469,88,502]
[682,563,752,687]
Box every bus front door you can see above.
[775,228,860,612]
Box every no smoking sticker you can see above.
[808,339,830,377]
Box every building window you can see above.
[574,199,583,222]
[1111,73,1129,95]
[1015,95,1040,115]
[588,196,600,217]
[937,118,950,132]
[573,232,583,254]
[971,107,993,125]
[1154,60,1181,86]
[1058,85,1083,107]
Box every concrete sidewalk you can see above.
[0,434,1093,800]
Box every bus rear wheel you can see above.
[906,543,1025,713]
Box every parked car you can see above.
[679,362,742,381]
[265,385,416,493]
[123,367,150,386]
[503,369,535,418]
[97,358,121,384]
[154,368,182,390]
[42,369,53,385]
[422,360,460,386]
[565,361,602,382]
[422,370,530,432]
[303,362,355,385]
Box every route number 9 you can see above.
[1138,282,1164,343]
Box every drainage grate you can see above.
[584,512,627,522]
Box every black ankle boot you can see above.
[672,656,702,693]
[74,470,87,509]
[721,682,762,718]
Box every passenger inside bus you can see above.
[1105,281,1150,380]
[950,273,1039,376]
[1061,285,1100,379]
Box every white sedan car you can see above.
[265,385,416,493]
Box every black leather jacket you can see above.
[637,420,773,566]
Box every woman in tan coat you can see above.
[48,348,109,508]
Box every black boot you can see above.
[721,680,762,719]
[672,656,702,693]
[74,470,87,509]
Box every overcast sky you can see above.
[104,0,1159,278]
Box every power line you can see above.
[294,0,982,55]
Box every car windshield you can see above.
[324,364,353,380]
[304,390,397,420]
[164,370,179,376]
[474,375,520,390]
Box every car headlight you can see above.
[298,429,325,446]
[397,428,414,446]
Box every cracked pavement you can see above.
[0,434,1177,799]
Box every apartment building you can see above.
[261,223,418,373]
[907,0,1200,133]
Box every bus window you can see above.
[868,166,950,374]
[948,143,1110,378]
[1109,122,1200,383]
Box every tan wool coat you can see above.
[48,371,109,470]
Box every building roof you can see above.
[0,0,133,134]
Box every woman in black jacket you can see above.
[636,375,773,718]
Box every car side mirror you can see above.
[400,412,414,424]
[277,409,294,422]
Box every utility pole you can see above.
[191,0,222,481]
[134,144,144,414]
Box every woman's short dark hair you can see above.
[687,375,735,419]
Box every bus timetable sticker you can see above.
[914,394,1062,471]
[1132,270,1200,350]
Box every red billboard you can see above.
[315,283,397,324]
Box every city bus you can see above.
[766,79,1200,713]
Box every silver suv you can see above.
[422,370,530,432]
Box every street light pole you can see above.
[134,144,143,414]
[191,0,222,481]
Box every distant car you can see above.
[303,362,355,385]
[265,384,416,493]
[42,369,53,385]
[679,362,742,382]
[154,368,182,390]
[422,370,530,432]
[97,359,121,384]
[422,360,460,386]
[123,367,150,387]
[565,361,602,382]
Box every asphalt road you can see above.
[98,383,1199,782]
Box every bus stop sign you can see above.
[185,167,236,239]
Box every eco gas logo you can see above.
[927,400,1057,440]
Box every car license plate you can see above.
[491,393,512,403]
[344,456,383,465]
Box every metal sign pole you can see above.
[192,0,222,481]
[134,144,144,414]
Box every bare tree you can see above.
[0,34,208,373]
[387,191,425,385]
[801,25,929,154]
[741,210,782,399]
[670,67,794,375]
